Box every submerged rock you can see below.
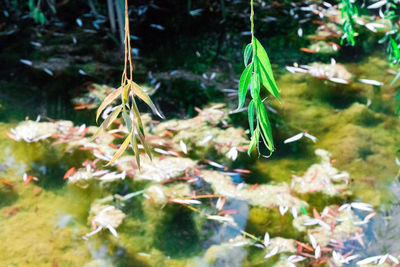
[308,41,339,55]
[265,237,297,254]
[153,104,248,160]
[293,206,361,247]
[134,156,197,182]
[9,120,73,142]
[67,165,126,188]
[145,183,192,206]
[202,198,249,248]
[308,62,352,82]
[308,23,341,40]
[67,168,96,187]
[87,203,126,238]
[202,236,249,267]
[287,62,352,84]
[292,149,350,196]
[201,170,308,210]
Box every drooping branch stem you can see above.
[125,0,133,81]
[250,0,255,63]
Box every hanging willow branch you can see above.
[92,0,164,169]
[340,0,358,46]
[238,0,280,156]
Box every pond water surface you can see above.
[1,54,400,266]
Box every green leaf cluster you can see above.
[238,38,280,156]
[29,0,56,25]
[340,0,358,46]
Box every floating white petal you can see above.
[180,140,188,154]
[284,132,304,144]
[309,233,317,249]
[359,78,383,86]
[328,77,349,84]
[367,0,387,9]
[356,255,382,265]
[264,246,279,259]
[264,232,270,248]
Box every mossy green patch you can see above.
[0,187,91,266]
[245,206,302,241]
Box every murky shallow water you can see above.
[1,55,400,266]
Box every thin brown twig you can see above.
[125,0,133,81]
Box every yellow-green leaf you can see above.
[130,133,141,170]
[131,81,165,119]
[102,105,122,130]
[131,97,144,136]
[141,138,153,161]
[105,132,132,166]
[89,124,104,142]
[122,109,132,132]
[90,105,122,141]
[248,125,260,156]
[121,83,130,105]
[96,86,122,123]
[134,121,152,161]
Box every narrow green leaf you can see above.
[392,70,400,86]
[255,97,274,152]
[248,100,255,136]
[96,86,122,123]
[397,102,400,117]
[254,38,280,101]
[33,8,40,22]
[134,121,152,161]
[122,109,132,132]
[258,126,273,158]
[238,64,253,110]
[248,125,260,156]
[105,133,132,166]
[39,12,46,24]
[131,81,165,119]
[131,97,144,136]
[255,58,280,101]
[250,72,260,99]
[29,0,34,10]
[90,124,104,142]
[121,83,131,106]
[244,43,253,66]
[130,133,141,169]
[391,38,400,60]
[136,120,153,160]
[50,5,56,14]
